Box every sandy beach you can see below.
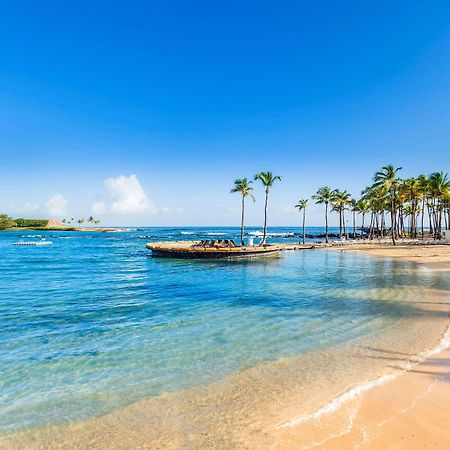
[337,242,450,272]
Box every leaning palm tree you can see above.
[373,165,402,245]
[295,199,308,244]
[254,171,282,245]
[312,186,333,243]
[230,178,255,245]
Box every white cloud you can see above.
[46,194,68,217]
[104,174,155,215]
[91,201,106,215]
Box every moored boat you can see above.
[146,240,283,258]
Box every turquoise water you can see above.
[0,228,446,433]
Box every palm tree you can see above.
[331,189,352,239]
[230,178,255,245]
[87,216,95,224]
[254,171,282,245]
[356,199,370,239]
[77,218,85,225]
[373,165,402,245]
[312,186,333,243]
[349,199,357,237]
[429,171,450,238]
[417,174,429,239]
[401,178,421,237]
[295,199,308,244]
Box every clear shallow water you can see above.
[0,227,447,434]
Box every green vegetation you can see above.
[0,214,17,230]
[14,218,49,228]
[0,215,100,231]
[230,178,255,245]
[308,166,450,244]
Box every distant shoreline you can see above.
[3,226,127,232]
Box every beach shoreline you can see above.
[299,243,450,449]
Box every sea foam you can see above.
[278,325,450,428]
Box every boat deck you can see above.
[146,241,284,258]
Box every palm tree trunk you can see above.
[369,212,374,239]
[261,190,268,246]
[302,209,306,244]
[352,211,356,238]
[240,196,245,246]
[325,203,329,243]
[361,213,365,240]
[343,211,347,239]
[391,194,396,245]
[421,197,425,239]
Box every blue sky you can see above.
[1,1,449,226]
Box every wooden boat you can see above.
[146,240,284,258]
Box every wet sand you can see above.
[1,245,449,449]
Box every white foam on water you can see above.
[180,231,194,235]
[206,232,227,236]
[278,325,450,429]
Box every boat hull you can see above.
[146,241,283,259]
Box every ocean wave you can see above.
[206,232,227,236]
[180,231,194,235]
[278,325,450,428]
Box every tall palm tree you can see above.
[349,199,357,237]
[254,171,282,245]
[417,174,429,239]
[230,178,255,245]
[331,189,352,239]
[295,199,308,244]
[429,171,450,238]
[401,178,421,237]
[356,199,370,239]
[373,165,402,245]
[312,186,333,243]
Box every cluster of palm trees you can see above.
[296,165,450,245]
[62,216,100,226]
[231,171,282,245]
